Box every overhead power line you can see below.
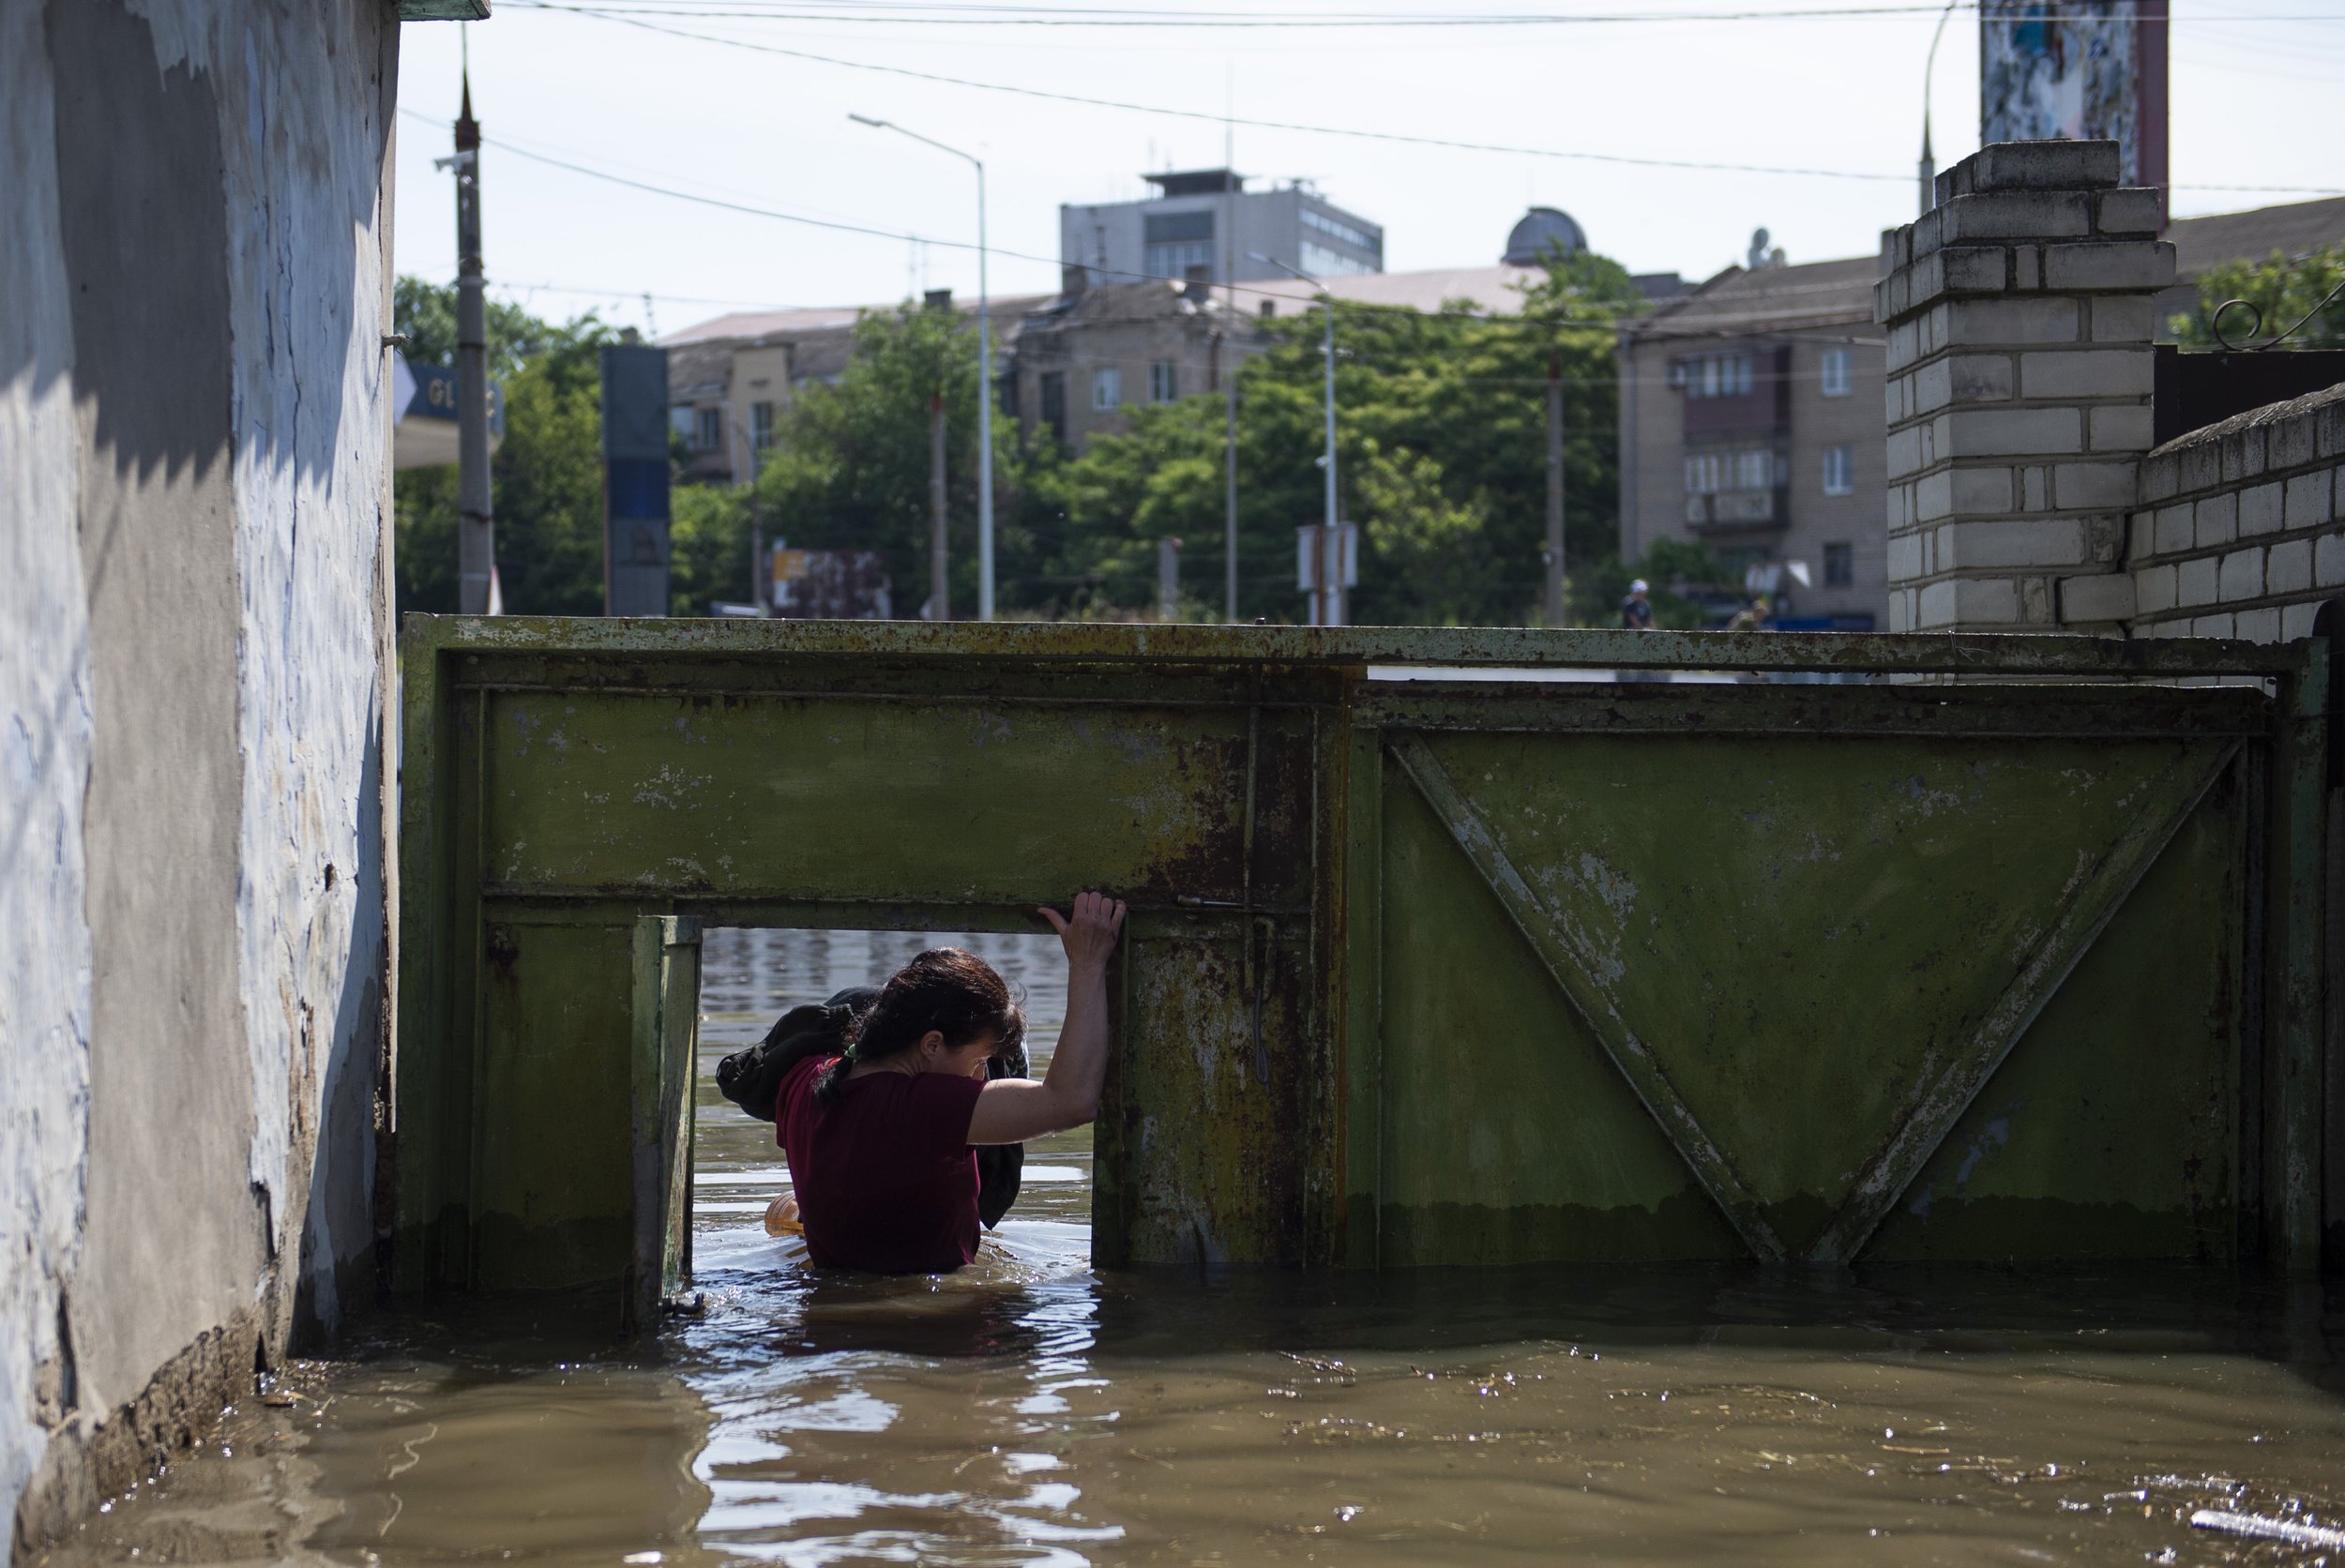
[511,2,1914,182]
[399,107,1646,325]
[510,0,2345,28]
[504,3,2345,191]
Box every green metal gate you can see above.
[392,619,2331,1293]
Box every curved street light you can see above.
[850,113,995,620]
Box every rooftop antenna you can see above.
[642,291,657,339]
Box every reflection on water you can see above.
[31,927,2345,1566]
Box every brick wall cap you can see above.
[2146,378,2345,465]
[1946,140,2124,198]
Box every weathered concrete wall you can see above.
[0,2,400,1558]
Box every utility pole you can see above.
[1320,279,1340,626]
[928,386,949,621]
[1157,537,1183,623]
[976,165,993,621]
[1224,330,1240,622]
[1222,111,1240,624]
[1545,348,1566,626]
[451,71,493,614]
[848,113,992,618]
[736,415,766,614]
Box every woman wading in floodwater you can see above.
[769,892,1126,1274]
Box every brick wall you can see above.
[1876,140,2345,644]
[2126,383,2345,640]
[1876,142,2171,633]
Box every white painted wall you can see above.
[1,2,399,1553]
[0,0,96,1544]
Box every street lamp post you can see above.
[1251,251,1341,625]
[851,113,994,620]
[1918,0,1959,216]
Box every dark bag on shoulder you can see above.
[714,985,1026,1229]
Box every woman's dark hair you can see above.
[813,947,1023,1104]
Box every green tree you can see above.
[2171,243,2345,350]
[1020,248,1650,625]
[392,280,622,614]
[392,275,583,382]
[669,481,757,616]
[750,302,1013,618]
[1570,536,1726,630]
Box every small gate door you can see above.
[626,914,701,1334]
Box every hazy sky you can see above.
[391,1,2345,340]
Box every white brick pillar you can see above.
[1876,141,2173,633]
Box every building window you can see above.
[1823,445,1853,495]
[694,405,722,452]
[1143,211,1215,280]
[750,400,776,449]
[1146,241,1216,279]
[1824,541,1854,586]
[1820,347,1852,398]
[1301,205,1376,250]
[1686,446,1780,495]
[1038,372,1067,440]
[1685,354,1756,400]
[1148,361,1178,403]
[1093,367,1121,410]
[1145,211,1214,245]
[1300,240,1377,278]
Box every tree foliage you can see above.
[2171,243,2345,351]
[394,279,626,614]
[397,250,1695,626]
[1009,249,1654,624]
[750,302,1011,619]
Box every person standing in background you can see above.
[1620,579,1656,631]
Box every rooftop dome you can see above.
[1504,206,1587,265]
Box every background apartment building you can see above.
[1619,255,1887,628]
[663,305,865,487]
[1062,168,1383,289]
[1620,198,2345,629]
[1009,276,1248,449]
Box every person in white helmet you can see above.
[1620,578,1656,631]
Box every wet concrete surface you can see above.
[31,927,2345,1566]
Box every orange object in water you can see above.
[764,1192,803,1237]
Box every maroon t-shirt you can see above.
[776,1054,987,1274]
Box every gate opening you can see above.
[688,927,1089,1288]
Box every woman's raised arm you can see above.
[967,891,1126,1146]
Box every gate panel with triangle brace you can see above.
[392,619,2330,1288]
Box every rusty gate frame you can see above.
[393,617,2333,1285]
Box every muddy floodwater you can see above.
[37,927,2345,1566]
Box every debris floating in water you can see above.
[2188,1508,2345,1549]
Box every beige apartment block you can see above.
[1620,257,1887,626]
[662,305,867,488]
[1010,276,1250,450]
[1620,195,2345,628]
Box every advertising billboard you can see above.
[1981,0,2169,196]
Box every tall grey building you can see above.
[1061,169,1383,290]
